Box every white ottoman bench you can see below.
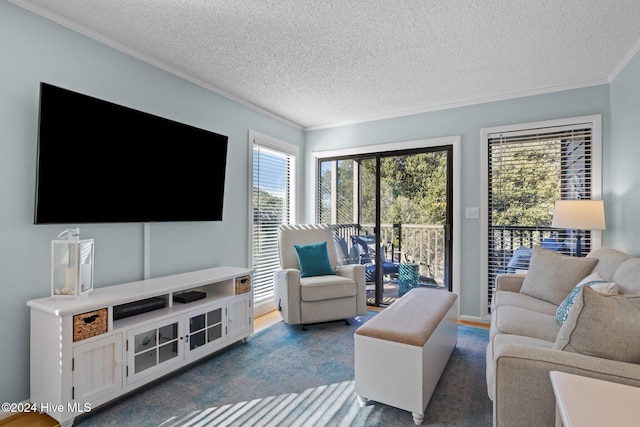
[354,287,459,425]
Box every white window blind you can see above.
[252,142,294,311]
[487,125,593,309]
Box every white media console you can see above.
[27,266,253,427]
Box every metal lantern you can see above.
[51,229,94,298]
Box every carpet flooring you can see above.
[75,312,491,426]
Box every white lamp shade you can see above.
[551,200,606,230]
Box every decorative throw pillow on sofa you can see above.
[555,272,619,324]
[520,246,598,306]
[294,241,335,278]
[554,286,640,364]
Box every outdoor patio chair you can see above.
[350,234,400,282]
[502,237,573,274]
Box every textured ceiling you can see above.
[10,0,640,129]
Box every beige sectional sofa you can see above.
[486,246,640,426]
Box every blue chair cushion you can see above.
[336,236,349,259]
[506,246,533,273]
[505,241,573,274]
[541,237,571,254]
[350,235,400,281]
[364,263,400,282]
[351,235,393,263]
[334,236,353,265]
[294,241,335,278]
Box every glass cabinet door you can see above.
[127,320,180,384]
[158,323,179,363]
[186,302,226,357]
[126,301,228,379]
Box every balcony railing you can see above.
[330,223,446,284]
[331,223,593,310]
[487,225,592,311]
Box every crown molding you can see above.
[608,35,640,83]
[303,79,609,131]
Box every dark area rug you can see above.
[75,312,491,426]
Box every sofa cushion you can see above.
[492,305,560,342]
[587,247,630,281]
[612,257,640,295]
[554,286,640,363]
[555,272,618,324]
[300,274,356,301]
[294,241,335,278]
[491,290,558,316]
[520,246,597,305]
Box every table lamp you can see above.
[551,200,605,257]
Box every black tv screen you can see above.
[35,83,228,224]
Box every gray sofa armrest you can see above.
[335,263,366,315]
[273,268,302,325]
[494,273,526,293]
[494,343,640,427]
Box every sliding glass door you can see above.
[318,146,452,306]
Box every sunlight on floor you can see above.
[156,380,366,427]
[184,312,370,427]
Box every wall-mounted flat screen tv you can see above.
[35,82,228,224]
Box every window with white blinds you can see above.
[487,122,597,311]
[251,136,296,316]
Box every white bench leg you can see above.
[356,394,367,407]
[412,412,424,425]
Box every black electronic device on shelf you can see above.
[113,297,166,320]
[174,291,206,304]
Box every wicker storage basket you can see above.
[73,308,108,342]
[235,276,251,294]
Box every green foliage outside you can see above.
[320,140,563,228]
[490,141,561,226]
[253,187,284,224]
[361,153,448,226]
[320,152,448,227]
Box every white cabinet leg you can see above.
[412,412,424,425]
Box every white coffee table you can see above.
[550,371,640,427]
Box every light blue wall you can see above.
[0,2,303,404]
[305,86,612,319]
[610,50,640,254]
